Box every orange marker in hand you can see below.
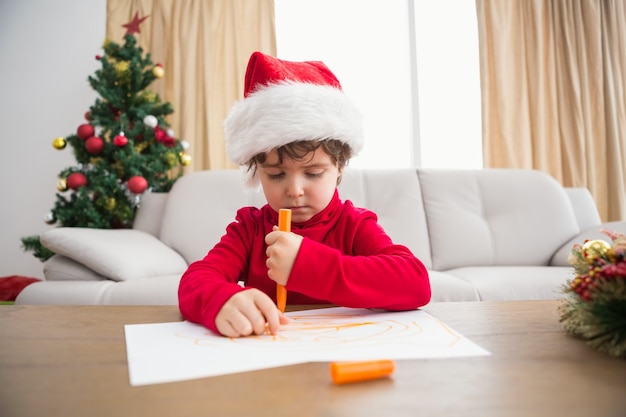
[276,208,291,313]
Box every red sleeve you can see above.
[286,214,431,310]
[177,208,257,333]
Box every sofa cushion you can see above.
[426,270,480,302]
[44,255,107,281]
[101,274,182,305]
[41,228,188,282]
[445,266,572,300]
[418,169,580,270]
[15,280,117,305]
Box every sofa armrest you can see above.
[40,228,188,281]
[550,221,626,266]
[44,255,108,281]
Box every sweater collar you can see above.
[266,189,341,231]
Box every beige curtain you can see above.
[106,0,276,172]
[476,0,626,221]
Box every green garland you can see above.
[559,229,626,358]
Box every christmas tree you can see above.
[22,15,191,262]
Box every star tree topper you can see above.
[123,12,149,35]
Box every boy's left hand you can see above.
[265,226,303,286]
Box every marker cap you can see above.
[330,360,395,384]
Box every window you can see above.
[275,0,482,169]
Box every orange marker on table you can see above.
[276,208,291,313]
[330,360,395,384]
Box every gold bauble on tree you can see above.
[114,60,130,77]
[164,152,178,167]
[180,153,192,166]
[52,137,66,150]
[56,178,68,192]
[153,64,164,78]
[104,197,116,211]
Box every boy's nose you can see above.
[286,178,304,197]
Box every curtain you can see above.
[106,0,276,172]
[476,0,626,222]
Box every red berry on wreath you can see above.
[85,136,104,154]
[77,124,95,140]
[67,172,88,190]
[128,175,148,194]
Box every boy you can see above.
[178,52,431,337]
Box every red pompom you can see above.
[127,176,148,194]
[67,173,88,190]
[85,136,104,154]
[84,112,91,121]
[76,124,95,140]
[113,134,128,147]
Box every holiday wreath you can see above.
[559,229,626,358]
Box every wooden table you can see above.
[1,301,625,417]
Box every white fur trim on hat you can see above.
[224,81,363,187]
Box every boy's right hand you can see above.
[215,289,289,337]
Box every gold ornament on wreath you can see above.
[559,229,626,358]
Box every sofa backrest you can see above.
[417,168,580,270]
[339,168,432,268]
[158,168,433,267]
[159,170,266,264]
[563,187,602,230]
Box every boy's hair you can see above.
[246,139,352,184]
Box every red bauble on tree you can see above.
[127,175,148,194]
[113,133,128,147]
[66,173,88,190]
[85,136,104,154]
[76,124,94,140]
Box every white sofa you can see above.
[16,168,626,305]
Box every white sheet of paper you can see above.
[124,307,490,386]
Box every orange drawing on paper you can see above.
[174,310,462,350]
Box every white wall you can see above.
[0,0,107,278]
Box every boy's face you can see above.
[259,148,341,223]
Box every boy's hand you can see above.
[216,289,289,337]
[265,226,303,286]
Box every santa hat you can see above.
[224,51,363,186]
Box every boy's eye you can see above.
[306,171,324,178]
[266,172,284,179]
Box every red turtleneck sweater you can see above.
[178,190,431,333]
